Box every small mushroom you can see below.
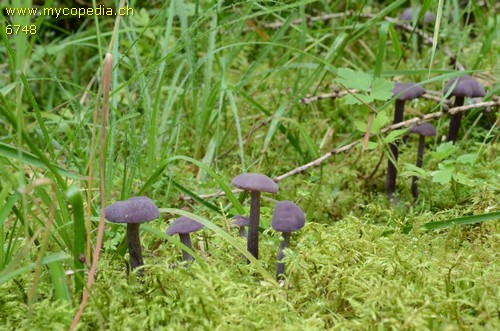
[231,215,249,238]
[444,75,485,143]
[232,173,278,260]
[166,216,204,262]
[399,7,434,53]
[399,7,435,25]
[271,201,306,280]
[105,196,159,274]
[408,123,437,199]
[386,83,426,200]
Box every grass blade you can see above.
[65,185,85,297]
[47,260,71,303]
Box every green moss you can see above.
[1,217,498,330]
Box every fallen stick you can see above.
[179,98,499,201]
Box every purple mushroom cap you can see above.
[400,7,435,23]
[231,215,249,227]
[444,76,485,98]
[409,123,437,137]
[105,196,159,224]
[231,173,278,193]
[166,216,204,235]
[393,82,426,101]
[272,201,306,233]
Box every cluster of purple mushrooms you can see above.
[104,6,490,281]
[103,76,486,280]
[386,75,485,202]
[105,173,305,280]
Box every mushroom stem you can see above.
[247,191,261,261]
[386,100,406,199]
[447,96,465,143]
[411,135,426,199]
[126,223,144,273]
[276,232,291,280]
[238,227,247,238]
[179,234,194,262]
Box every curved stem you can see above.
[386,100,405,199]
[276,232,291,280]
[126,223,144,274]
[179,234,194,262]
[247,191,261,261]
[411,136,425,199]
[447,96,465,143]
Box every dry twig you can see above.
[180,98,499,201]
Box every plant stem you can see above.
[239,227,247,238]
[248,191,261,261]
[127,223,144,274]
[411,135,425,199]
[179,234,194,262]
[386,100,405,199]
[276,232,291,280]
[447,96,465,143]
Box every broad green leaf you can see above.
[336,68,371,91]
[371,110,390,133]
[345,93,372,105]
[383,129,407,144]
[457,154,477,164]
[430,142,458,160]
[371,78,394,101]
[453,172,475,186]
[431,169,453,184]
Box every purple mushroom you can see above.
[408,123,437,199]
[271,201,306,280]
[105,196,159,273]
[232,173,278,260]
[231,215,249,238]
[444,75,485,143]
[166,216,204,262]
[399,7,434,53]
[386,83,426,200]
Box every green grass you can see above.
[0,0,499,329]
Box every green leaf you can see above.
[371,78,394,101]
[423,211,500,231]
[371,110,390,133]
[401,163,429,178]
[457,154,477,164]
[431,169,453,184]
[383,129,407,144]
[336,68,372,91]
[0,142,82,180]
[453,172,475,186]
[430,142,458,160]
[356,141,378,150]
[344,93,372,105]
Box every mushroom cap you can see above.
[231,173,278,193]
[408,123,437,137]
[105,196,159,224]
[400,7,435,23]
[231,215,249,227]
[166,216,204,235]
[393,82,426,101]
[444,75,485,98]
[272,201,306,233]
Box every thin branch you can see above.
[179,98,499,201]
[300,89,452,105]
